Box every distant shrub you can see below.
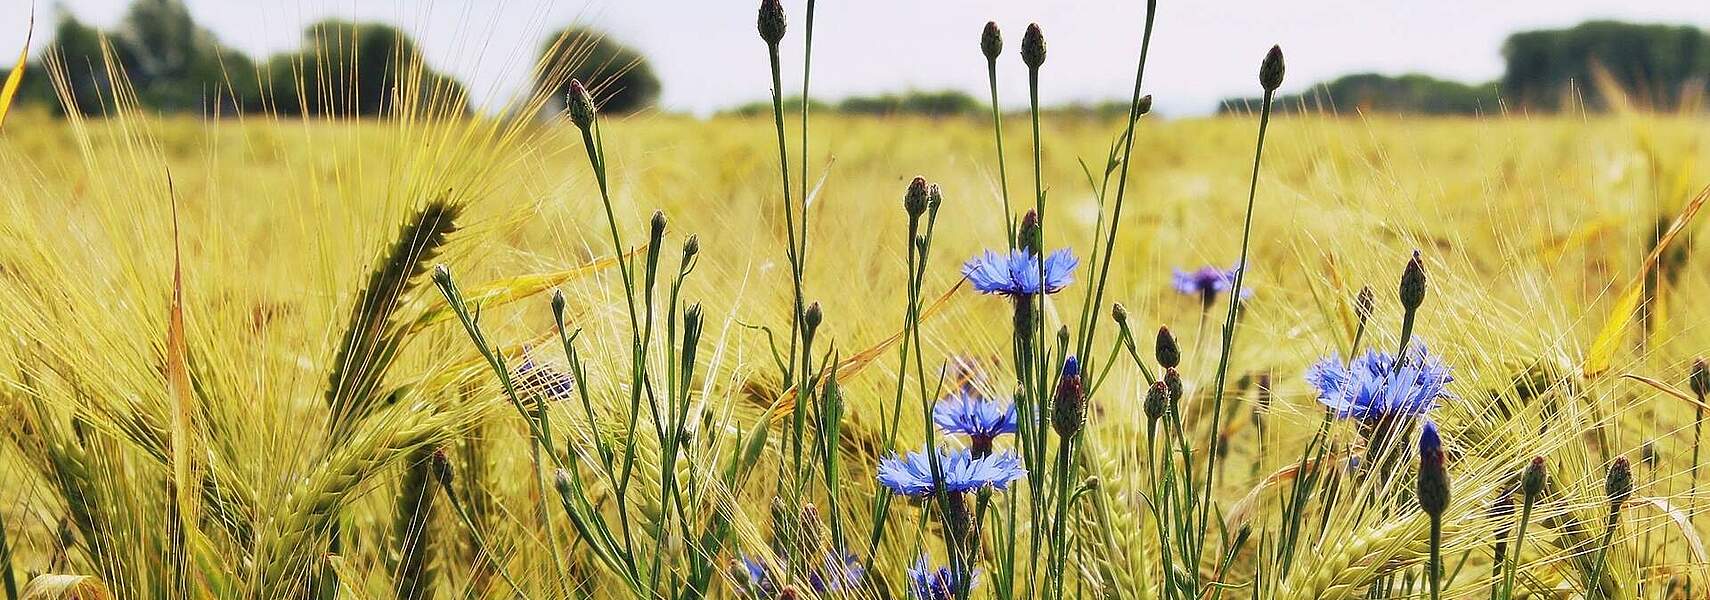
[536,26,661,115]
[1220,73,1501,116]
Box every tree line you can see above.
[1224,20,1710,115]
[11,0,662,118]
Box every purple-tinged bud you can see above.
[1020,23,1046,69]
[1605,457,1632,510]
[1155,326,1180,369]
[567,79,596,129]
[1259,45,1285,92]
[757,0,786,45]
[1400,250,1426,312]
[429,447,453,487]
[1417,422,1449,518]
[1053,356,1086,438]
[1144,381,1167,424]
[1521,456,1546,500]
[981,22,1003,61]
[1017,209,1041,254]
[1164,367,1183,404]
[904,176,929,218]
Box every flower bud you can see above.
[981,21,1003,61]
[1691,358,1709,400]
[803,302,823,340]
[551,288,567,319]
[1164,367,1183,404]
[1020,23,1046,69]
[1017,209,1041,254]
[650,210,668,245]
[1400,250,1426,312]
[1155,326,1180,369]
[904,176,929,218]
[1111,303,1128,325]
[1144,381,1167,424]
[1605,457,1632,510]
[1135,94,1154,117]
[1417,422,1449,518]
[553,468,573,498]
[926,184,944,213]
[1355,286,1375,325]
[1052,356,1085,438]
[432,264,452,288]
[757,0,786,45]
[1521,456,1545,500]
[682,234,700,263]
[567,79,596,129]
[430,447,453,487]
[1259,44,1285,92]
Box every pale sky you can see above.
[3,1,1709,116]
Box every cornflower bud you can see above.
[1020,23,1046,69]
[1052,356,1086,438]
[567,79,596,129]
[1155,326,1181,369]
[981,22,1002,61]
[904,176,929,218]
[757,0,786,46]
[1417,422,1449,518]
[1144,381,1167,424]
[1259,45,1285,92]
[1400,250,1427,312]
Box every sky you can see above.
[2,1,1709,116]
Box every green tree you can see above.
[536,26,661,115]
[1502,21,1710,110]
[261,19,469,117]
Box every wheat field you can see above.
[1,9,1709,600]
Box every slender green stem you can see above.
[1499,498,1536,600]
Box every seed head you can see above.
[1053,356,1086,438]
[1155,326,1181,369]
[1020,23,1046,69]
[1355,286,1375,325]
[904,176,929,218]
[1691,358,1709,400]
[1399,250,1426,312]
[1144,381,1167,424]
[1018,209,1042,254]
[567,79,596,129]
[981,21,1003,61]
[1605,457,1633,510]
[1416,422,1449,518]
[1521,456,1545,500]
[757,0,786,45]
[1259,44,1285,92]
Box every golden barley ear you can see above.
[324,197,462,438]
[20,574,109,600]
[0,7,32,130]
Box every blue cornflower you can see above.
[517,350,575,400]
[1305,342,1452,423]
[733,552,864,597]
[962,248,1078,296]
[933,393,1017,443]
[876,446,1025,497]
[908,558,978,600]
[1172,264,1253,305]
